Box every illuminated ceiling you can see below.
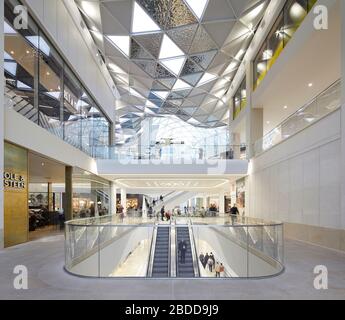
[75,0,270,134]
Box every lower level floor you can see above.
[0,234,344,300]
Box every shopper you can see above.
[161,206,165,221]
[209,252,215,265]
[199,252,205,267]
[203,253,209,269]
[200,207,206,218]
[207,257,214,272]
[215,262,221,278]
[160,195,164,202]
[230,204,239,224]
[180,240,187,264]
[219,263,225,277]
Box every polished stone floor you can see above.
[0,234,344,300]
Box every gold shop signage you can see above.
[3,172,26,189]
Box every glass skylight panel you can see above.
[146,100,159,108]
[107,35,130,57]
[197,72,217,86]
[152,91,169,100]
[45,91,61,100]
[26,36,50,56]
[4,61,17,76]
[184,0,208,20]
[159,35,184,59]
[4,21,16,34]
[4,52,14,60]
[132,2,161,34]
[17,81,31,90]
[160,57,185,76]
[173,79,191,91]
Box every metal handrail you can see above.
[146,222,158,277]
[255,79,341,155]
[170,222,177,277]
[188,219,200,277]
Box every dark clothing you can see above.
[178,240,187,264]
[230,206,239,215]
[203,254,209,268]
[199,254,205,266]
[160,207,165,221]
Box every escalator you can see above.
[176,226,198,278]
[151,226,170,278]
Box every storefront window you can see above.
[253,0,317,90]
[72,168,110,219]
[233,78,246,120]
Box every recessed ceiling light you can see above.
[10,51,14,54]
[41,162,45,166]
[26,50,30,54]
[132,1,160,34]
[308,83,313,87]
[107,35,130,57]
[266,121,270,124]
[284,105,288,109]
[159,34,184,59]
[46,71,50,76]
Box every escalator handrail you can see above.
[188,219,200,277]
[146,222,158,277]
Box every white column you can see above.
[219,190,225,216]
[121,188,127,216]
[341,0,345,230]
[110,183,117,215]
[142,196,147,218]
[0,4,4,249]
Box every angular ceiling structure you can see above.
[76,0,270,137]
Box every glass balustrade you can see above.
[254,80,341,156]
[65,214,284,278]
[90,144,247,161]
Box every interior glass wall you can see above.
[253,0,317,89]
[3,0,111,156]
[233,78,246,120]
[72,168,110,219]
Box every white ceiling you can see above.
[252,0,341,135]
[29,152,66,183]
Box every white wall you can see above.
[5,108,98,175]
[248,110,343,230]
[193,226,279,277]
[0,2,4,249]
[23,0,116,122]
[69,226,152,277]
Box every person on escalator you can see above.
[161,206,165,221]
[181,240,187,264]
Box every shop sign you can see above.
[3,172,26,189]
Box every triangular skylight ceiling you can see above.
[184,0,208,20]
[159,35,184,59]
[75,0,271,136]
[132,2,161,33]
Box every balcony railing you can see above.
[254,80,341,156]
[91,144,247,161]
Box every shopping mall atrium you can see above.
[0,0,344,300]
